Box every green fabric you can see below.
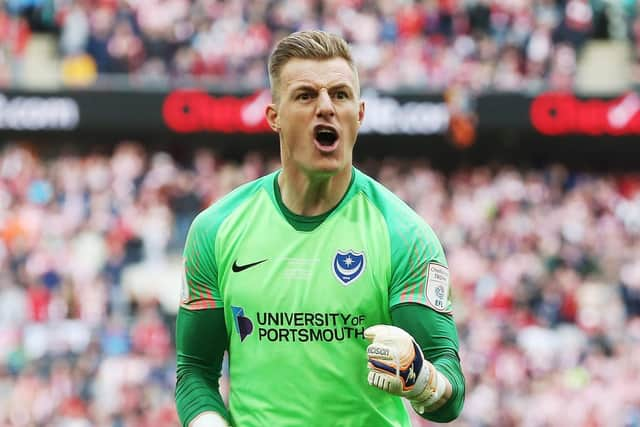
[175,307,229,426]
[391,303,465,423]
[360,179,451,312]
[217,169,405,426]
[271,169,356,232]
[176,168,464,426]
[181,177,268,310]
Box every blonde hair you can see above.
[268,30,359,103]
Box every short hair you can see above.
[268,30,359,103]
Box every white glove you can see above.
[365,325,448,414]
[189,412,229,427]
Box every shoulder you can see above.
[354,168,430,234]
[190,173,274,238]
[354,168,445,265]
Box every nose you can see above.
[316,89,335,119]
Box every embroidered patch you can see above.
[333,250,366,286]
[425,263,451,313]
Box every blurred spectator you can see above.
[620,259,640,318]
[0,141,639,425]
[1,0,632,90]
[0,8,31,86]
[60,53,97,86]
[58,0,89,57]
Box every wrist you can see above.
[410,368,451,414]
[189,411,229,427]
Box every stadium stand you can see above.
[1,0,638,91]
[0,142,639,426]
[2,0,640,426]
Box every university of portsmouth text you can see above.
[256,311,366,342]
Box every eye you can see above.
[334,91,349,100]
[296,92,312,101]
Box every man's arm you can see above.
[391,303,465,423]
[175,307,230,426]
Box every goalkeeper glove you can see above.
[365,325,449,414]
[189,412,229,427]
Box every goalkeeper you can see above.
[175,30,465,427]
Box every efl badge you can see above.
[425,263,451,313]
[333,250,366,286]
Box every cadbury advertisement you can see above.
[0,89,450,138]
[2,88,640,143]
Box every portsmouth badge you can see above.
[333,250,366,286]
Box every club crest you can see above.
[333,250,366,286]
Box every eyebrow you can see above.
[289,83,354,93]
[328,84,353,93]
[290,84,317,93]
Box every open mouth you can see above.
[314,125,338,147]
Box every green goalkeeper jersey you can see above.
[179,167,456,427]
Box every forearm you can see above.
[391,303,465,422]
[427,353,465,422]
[175,307,230,426]
[175,359,228,426]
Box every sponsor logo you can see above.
[162,89,272,133]
[231,306,254,342]
[162,89,449,135]
[407,366,416,385]
[0,93,79,130]
[367,347,391,357]
[255,312,367,342]
[231,259,267,273]
[333,250,366,285]
[530,92,640,136]
[360,89,450,135]
[402,342,423,387]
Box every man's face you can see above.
[266,57,365,177]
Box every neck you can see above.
[278,166,352,216]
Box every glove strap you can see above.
[410,368,448,414]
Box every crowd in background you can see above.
[2,0,640,90]
[2,0,640,426]
[0,141,639,426]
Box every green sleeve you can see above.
[175,307,230,426]
[391,303,465,423]
[387,220,452,313]
[181,210,222,310]
[360,173,452,312]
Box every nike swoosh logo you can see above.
[232,259,268,272]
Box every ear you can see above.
[265,103,280,133]
[357,100,365,126]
